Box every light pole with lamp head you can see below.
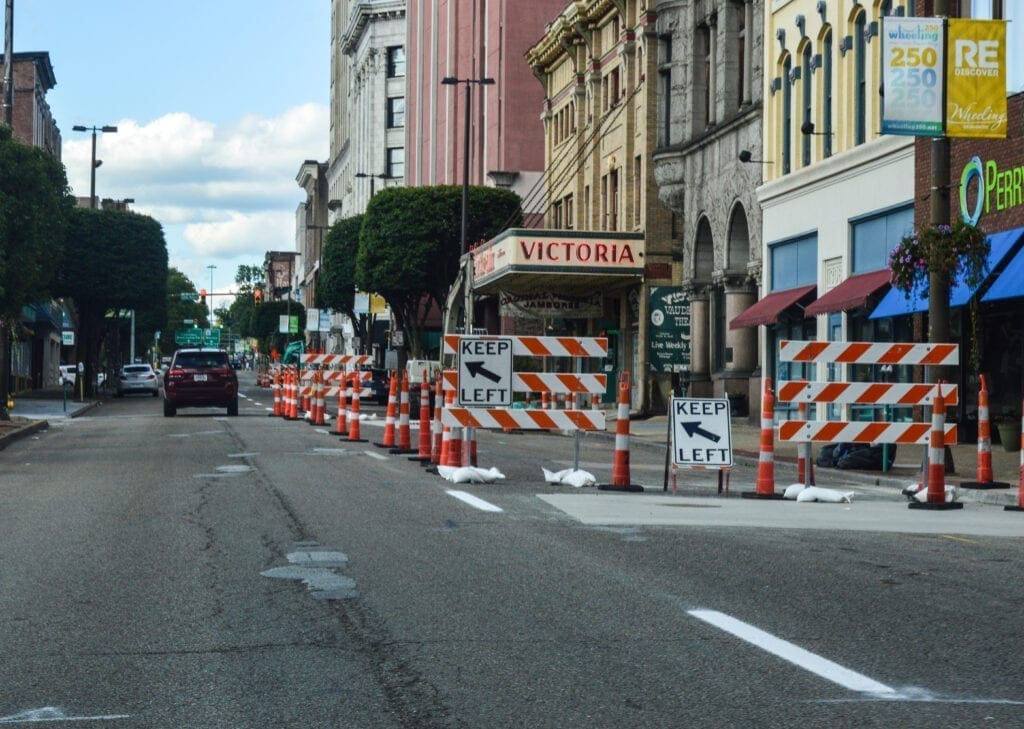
[71,124,118,209]
[354,171,394,200]
[440,75,493,334]
[206,264,217,330]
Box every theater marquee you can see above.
[471,229,645,294]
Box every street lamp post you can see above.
[71,124,118,209]
[440,76,493,334]
[354,171,393,200]
[207,264,217,327]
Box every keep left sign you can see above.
[458,337,513,406]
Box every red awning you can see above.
[729,284,817,329]
[803,269,892,317]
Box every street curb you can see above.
[0,419,49,451]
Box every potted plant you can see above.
[994,409,1021,453]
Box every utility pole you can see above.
[2,0,12,127]
[929,0,952,349]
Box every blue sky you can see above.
[7,0,330,306]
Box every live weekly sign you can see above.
[670,398,733,467]
[458,337,513,406]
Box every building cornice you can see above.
[340,0,405,56]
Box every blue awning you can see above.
[982,239,1024,302]
[870,226,1024,319]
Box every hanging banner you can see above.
[647,286,691,373]
[946,19,1007,139]
[881,17,945,137]
[498,291,604,320]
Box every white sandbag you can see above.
[796,486,855,503]
[542,467,597,487]
[912,484,959,503]
[783,483,806,500]
[438,465,506,484]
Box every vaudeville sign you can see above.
[648,286,691,373]
[670,397,733,467]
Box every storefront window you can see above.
[769,233,817,290]
[851,205,913,273]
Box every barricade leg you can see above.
[910,388,963,511]
[743,377,783,499]
[598,372,643,492]
[962,375,1010,489]
[796,399,815,486]
[1005,403,1024,512]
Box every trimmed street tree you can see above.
[55,208,168,395]
[357,185,521,358]
[318,215,368,351]
[0,125,74,419]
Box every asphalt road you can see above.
[1,372,1022,728]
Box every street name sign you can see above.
[458,336,513,406]
[670,397,733,467]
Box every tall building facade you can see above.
[652,0,764,414]
[515,0,671,411]
[405,0,560,219]
[739,0,917,420]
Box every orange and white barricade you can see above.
[777,340,961,509]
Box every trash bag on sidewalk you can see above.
[816,442,896,471]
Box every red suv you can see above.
[163,348,239,416]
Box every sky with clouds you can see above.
[7,0,330,305]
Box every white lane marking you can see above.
[0,706,130,723]
[688,609,897,696]
[364,451,389,461]
[446,490,503,513]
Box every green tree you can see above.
[158,268,208,356]
[250,299,305,359]
[358,185,521,357]
[319,215,368,349]
[0,125,74,418]
[55,208,168,395]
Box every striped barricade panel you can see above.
[778,340,959,366]
[443,335,608,358]
[441,407,606,431]
[299,354,373,367]
[303,369,372,382]
[778,420,958,445]
[441,370,606,394]
[777,381,959,406]
[321,386,373,399]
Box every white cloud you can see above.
[184,210,296,258]
[61,104,328,292]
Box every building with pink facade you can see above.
[405,0,566,219]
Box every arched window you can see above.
[823,29,833,158]
[801,44,812,167]
[854,11,866,145]
[782,54,792,174]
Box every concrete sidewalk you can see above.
[615,412,1023,507]
[0,387,100,450]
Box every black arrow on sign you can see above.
[681,421,721,443]
[465,361,502,383]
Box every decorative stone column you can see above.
[684,282,712,397]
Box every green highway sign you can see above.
[180,292,200,301]
[175,328,222,347]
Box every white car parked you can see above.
[59,364,77,386]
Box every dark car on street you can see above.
[162,348,238,416]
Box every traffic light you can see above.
[254,288,262,304]
[200,288,206,305]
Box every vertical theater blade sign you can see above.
[647,286,691,373]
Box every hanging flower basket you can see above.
[888,219,989,297]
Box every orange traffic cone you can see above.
[962,375,1010,489]
[598,372,643,492]
[392,371,415,454]
[411,371,433,463]
[910,385,963,511]
[743,377,783,499]
[347,373,367,443]
[375,370,398,447]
